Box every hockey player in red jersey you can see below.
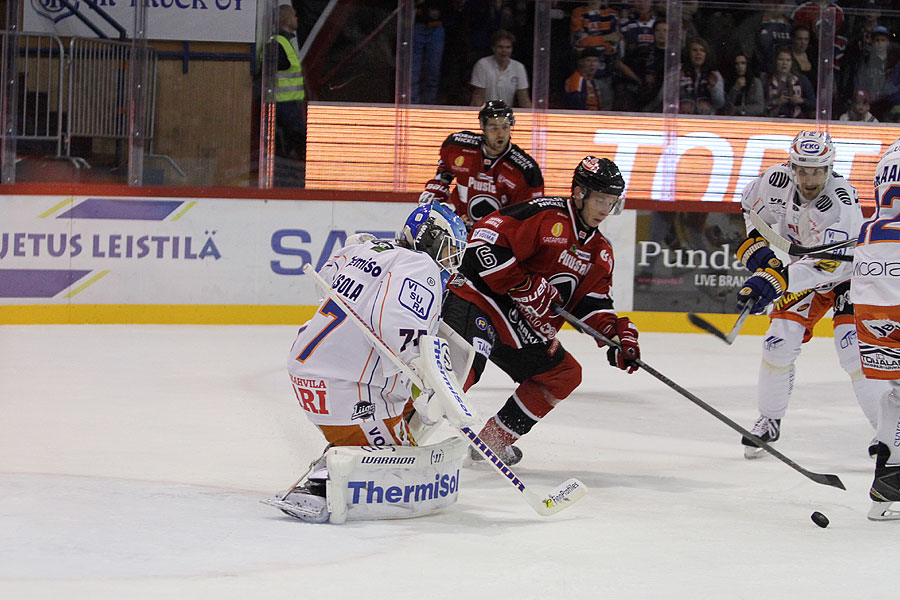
[418,99,544,228]
[441,156,640,464]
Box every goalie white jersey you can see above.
[741,163,862,293]
[288,239,444,426]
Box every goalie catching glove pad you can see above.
[738,266,787,314]
[508,275,561,340]
[418,176,451,206]
[599,317,640,374]
[736,233,783,273]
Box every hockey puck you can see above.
[810,511,829,528]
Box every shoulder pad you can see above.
[444,131,482,149]
[765,164,792,189]
[501,196,567,221]
[507,144,544,186]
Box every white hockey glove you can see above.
[418,177,451,205]
[410,335,477,430]
[344,232,377,247]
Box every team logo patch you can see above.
[862,318,900,341]
[551,222,564,237]
[455,156,465,167]
[471,228,499,244]
[352,400,375,421]
[581,156,600,172]
[475,317,488,330]
[399,278,435,320]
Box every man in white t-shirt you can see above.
[470,29,531,108]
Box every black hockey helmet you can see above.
[571,156,626,215]
[572,156,625,196]
[478,99,515,128]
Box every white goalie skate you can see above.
[261,484,329,524]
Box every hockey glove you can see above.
[604,317,640,374]
[737,266,787,314]
[508,275,561,340]
[418,177,451,205]
[737,233,783,273]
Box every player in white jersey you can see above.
[736,130,887,458]
[270,202,469,522]
[852,137,900,520]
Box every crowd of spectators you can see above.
[409,0,900,122]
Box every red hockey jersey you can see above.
[436,131,544,226]
[450,196,617,347]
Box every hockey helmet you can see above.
[873,136,900,219]
[401,202,468,287]
[789,130,835,170]
[571,156,626,215]
[478,100,515,128]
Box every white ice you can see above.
[0,324,894,599]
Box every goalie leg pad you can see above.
[325,436,469,524]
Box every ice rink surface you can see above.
[1,324,895,599]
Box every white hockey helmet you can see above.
[873,137,900,219]
[789,130,835,171]
[401,202,468,287]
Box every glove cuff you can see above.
[757,266,787,294]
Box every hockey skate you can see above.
[741,416,780,459]
[868,443,900,521]
[261,480,329,524]
[468,443,523,466]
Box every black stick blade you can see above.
[687,313,729,342]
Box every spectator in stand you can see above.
[570,0,623,110]
[638,19,667,113]
[570,0,621,54]
[723,52,765,117]
[678,37,724,115]
[618,0,657,112]
[412,1,445,105]
[790,24,817,88]
[851,25,896,119]
[840,89,879,122]
[470,29,531,108]
[764,46,813,118]
[564,47,603,111]
[756,0,794,74]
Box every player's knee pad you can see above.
[534,351,582,399]
[325,436,468,524]
[761,319,804,369]
[833,322,863,375]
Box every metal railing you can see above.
[3,31,65,158]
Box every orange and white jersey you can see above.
[741,163,862,293]
[287,239,443,426]
[851,138,900,379]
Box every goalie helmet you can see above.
[789,130,835,171]
[873,136,900,219]
[478,99,515,128]
[571,156,626,215]
[402,203,468,287]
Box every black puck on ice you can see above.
[810,511,829,528]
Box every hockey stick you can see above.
[687,301,752,345]
[305,264,587,516]
[746,209,854,261]
[555,307,846,490]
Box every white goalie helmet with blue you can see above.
[401,202,468,288]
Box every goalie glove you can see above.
[508,275,561,340]
[737,266,787,314]
[418,176,451,206]
[597,316,640,374]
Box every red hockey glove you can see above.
[508,275,561,339]
[604,317,640,374]
[418,177,450,205]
